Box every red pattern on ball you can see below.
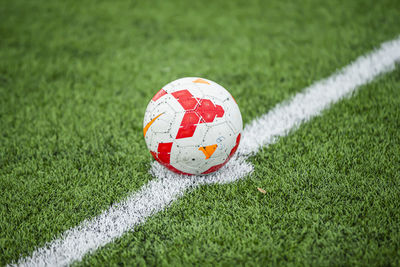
[172,90,225,139]
[152,89,167,102]
[151,142,192,175]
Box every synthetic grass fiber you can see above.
[79,68,400,266]
[1,0,400,265]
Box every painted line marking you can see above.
[12,37,400,267]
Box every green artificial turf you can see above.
[77,68,400,266]
[1,0,400,265]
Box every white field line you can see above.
[13,37,400,267]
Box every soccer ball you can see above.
[143,77,242,175]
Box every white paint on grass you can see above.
[14,37,400,267]
[14,157,254,267]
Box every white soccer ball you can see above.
[143,77,242,175]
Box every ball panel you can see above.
[202,133,241,174]
[172,146,209,174]
[174,123,208,147]
[201,122,236,160]
[223,98,242,134]
[150,144,192,175]
[172,145,228,175]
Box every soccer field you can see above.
[1,0,400,266]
